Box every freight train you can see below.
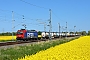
[16,29,80,41]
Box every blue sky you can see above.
[0,0,90,33]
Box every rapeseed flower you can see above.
[0,36,16,41]
[18,36,90,60]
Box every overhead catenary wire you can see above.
[0,8,42,32]
[0,9,11,21]
[20,0,61,40]
[0,9,11,13]
[0,1,66,33]
[20,0,49,10]
[0,9,28,26]
[50,9,74,33]
[20,0,68,31]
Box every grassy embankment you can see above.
[0,37,79,60]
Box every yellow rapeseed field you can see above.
[0,36,16,41]
[18,36,90,60]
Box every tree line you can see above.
[81,31,90,35]
[0,32,16,36]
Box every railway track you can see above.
[0,38,60,46]
[0,41,31,46]
[0,39,48,46]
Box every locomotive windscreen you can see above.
[17,32,23,34]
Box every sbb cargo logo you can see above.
[27,33,34,37]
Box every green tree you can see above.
[88,30,90,35]
[38,31,41,35]
[0,32,16,36]
[81,31,87,36]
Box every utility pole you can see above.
[12,11,14,41]
[44,22,46,32]
[58,23,60,38]
[66,22,67,39]
[49,9,52,40]
[3,28,4,33]
[22,15,27,29]
[74,26,76,36]
[22,15,24,20]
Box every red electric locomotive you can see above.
[16,29,38,41]
[16,29,27,40]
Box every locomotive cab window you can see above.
[17,32,23,34]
